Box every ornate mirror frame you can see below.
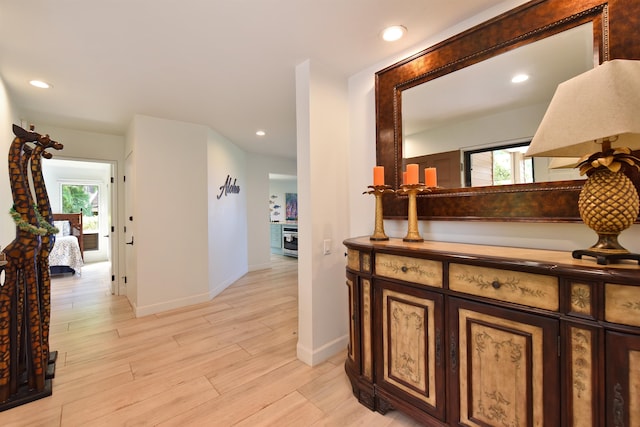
[376,0,640,221]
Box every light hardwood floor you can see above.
[0,256,419,426]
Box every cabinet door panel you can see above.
[449,297,559,427]
[376,279,445,420]
[606,331,640,427]
[361,278,373,380]
[346,272,357,365]
[562,321,601,427]
[345,272,376,410]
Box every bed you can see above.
[50,213,84,275]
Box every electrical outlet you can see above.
[323,239,332,255]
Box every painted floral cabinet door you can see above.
[374,279,446,422]
[344,248,376,411]
[606,331,640,427]
[447,297,560,427]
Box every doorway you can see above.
[268,174,297,259]
[42,158,119,294]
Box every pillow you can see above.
[53,220,71,237]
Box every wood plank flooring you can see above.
[0,256,420,426]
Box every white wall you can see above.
[207,127,248,298]
[296,59,350,365]
[128,115,211,316]
[405,103,548,157]
[346,0,640,255]
[0,75,18,248]
[246,153,296,271]
[124,136,137,306]
[34,125,125,162]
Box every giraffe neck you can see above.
[30,144,53,225]
[8,137,37,224]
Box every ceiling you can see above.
[1,0,516,159]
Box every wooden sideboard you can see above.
[343,237,640,426]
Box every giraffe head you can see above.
[23,144,54,160]
[13,124,41,142]
[35,135,63,152]
[13,124,64,152]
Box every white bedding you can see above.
[49,235,83,273]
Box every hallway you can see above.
[0,258,418,426]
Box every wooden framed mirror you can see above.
[376,0,640,221]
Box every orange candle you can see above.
[406,164,419,184]
[403,172,407,185]
[373,166,384,186]
[425,167,437,187]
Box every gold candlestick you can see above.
[364,185,394,241]
[398,184,430,242]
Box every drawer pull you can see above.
[491,280,501,289]
[401,266,408,273]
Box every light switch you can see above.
[323,239,332,255]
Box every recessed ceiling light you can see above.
[381,25,407,42]
[29,80,52,89]
[256,130,266,136]
[511,74,529,83]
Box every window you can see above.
[61,183,99,235]
[464,142,533,187]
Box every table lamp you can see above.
[526,59,640,264]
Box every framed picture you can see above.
[286,193,298,221]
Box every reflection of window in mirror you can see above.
[464,142,533,187]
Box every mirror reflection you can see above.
[402,23,594,188]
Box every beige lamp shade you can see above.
[526,59,640,158]
[547,157,581,169]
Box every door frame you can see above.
[43,156,121,294]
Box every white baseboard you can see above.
[296,334,349,366]
[208,271,247,299]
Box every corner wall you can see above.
[296,59,350,365]
[128,115,211,316]
[126,115,250,317]
[207,128,249,298]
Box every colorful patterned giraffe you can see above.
[27,133,63,370]
[19,137,51,393]
[0,125,49,401]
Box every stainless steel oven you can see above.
[282,226,298,257]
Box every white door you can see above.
[124,152,137,303]
[108,161,118,295]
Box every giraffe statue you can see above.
[26,133,63,371]
[0,125,50,402]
